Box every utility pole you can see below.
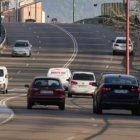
[73,0,74,23]
[0,0,2,37]
[126,0,130,75]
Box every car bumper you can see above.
[100,99,140,109]
[12,52,29,56]
[28,97,65,105]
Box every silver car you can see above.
[68,71,97,97]
[112,37,134,55]
[12,40,32,57]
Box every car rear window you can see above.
[15,42,29,47]
[116,39,131,44]
[0,70,4,77]
[104,76,137,85]
[73,73,94,81]
[33,79,61,88]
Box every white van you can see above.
[47,68,71,90]
[0,66,8,94]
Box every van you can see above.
[0,66,8,94]
[47,68,71,90]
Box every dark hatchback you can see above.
[93,74,140,115]
[25,76,65,110]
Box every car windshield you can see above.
[73,73,94,81]
[0,70,4,77]
[105,76,137,85]
[33,79,61,88]
[14,42,29,47]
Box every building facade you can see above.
[2,0,138,23]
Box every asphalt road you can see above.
[0,23,140,140]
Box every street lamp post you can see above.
[73,0,74,23]
[126,0,130,75]
[0,0,2,37]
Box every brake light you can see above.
[55,89,65,94]
[71,80,78,85]
[31,88,39,94]
[131,88,140,93]
[89,82,96,86]
[100,87,111,93]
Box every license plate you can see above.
[114,90,128,94]
[40,90,53,94]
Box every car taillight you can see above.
[55,89,65,94]
[89,82,96,86]
[71,80,78,85]
[131,88,140,93]
[100,87,111,93]
[31,88,39,94]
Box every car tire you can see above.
[130,51,134,56]
[131,109,140,115]
[93,99,102,114]
[113,51,116,55]
[27,101,33,109]
[68,93,72,98]
[59,103,65,110]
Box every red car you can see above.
[25,76,65,110]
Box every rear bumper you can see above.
[100,100,140,109]
[28,97,65,105]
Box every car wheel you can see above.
[2,85,6,94]
[94,99,102,114]
[113,51,116,55]
[68,93,72,98]
[93,99,97,113]
[130,51,134,56]
[27,101,33,109]
[131,109,140,115]
[59,103,65,110]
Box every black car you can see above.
[93,74,140,115]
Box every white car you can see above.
[0,66,8,94]
[12,40,32,57]
[112,37,134,55]
[68,71,97,97]
[47,68,71,90]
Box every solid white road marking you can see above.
[51,24,78,68]
[0,95,25,125]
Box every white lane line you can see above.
[0,95,25,125]
[51,24,78,68]
[66,137,75,140]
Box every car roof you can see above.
[115,37,131,40]
[15,40,30,43]
[103,74,136,79]
[33,76,61,80]
[0,66,7,70]
[48,68,70,72]
[72,71,95,75]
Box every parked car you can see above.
[25,76,65,110]
[68,71,97,97]
[12,40,32,57]
[47,68,71,90]
[112,37,134,55]
[0,66,8,94]
[93,74,140,115]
